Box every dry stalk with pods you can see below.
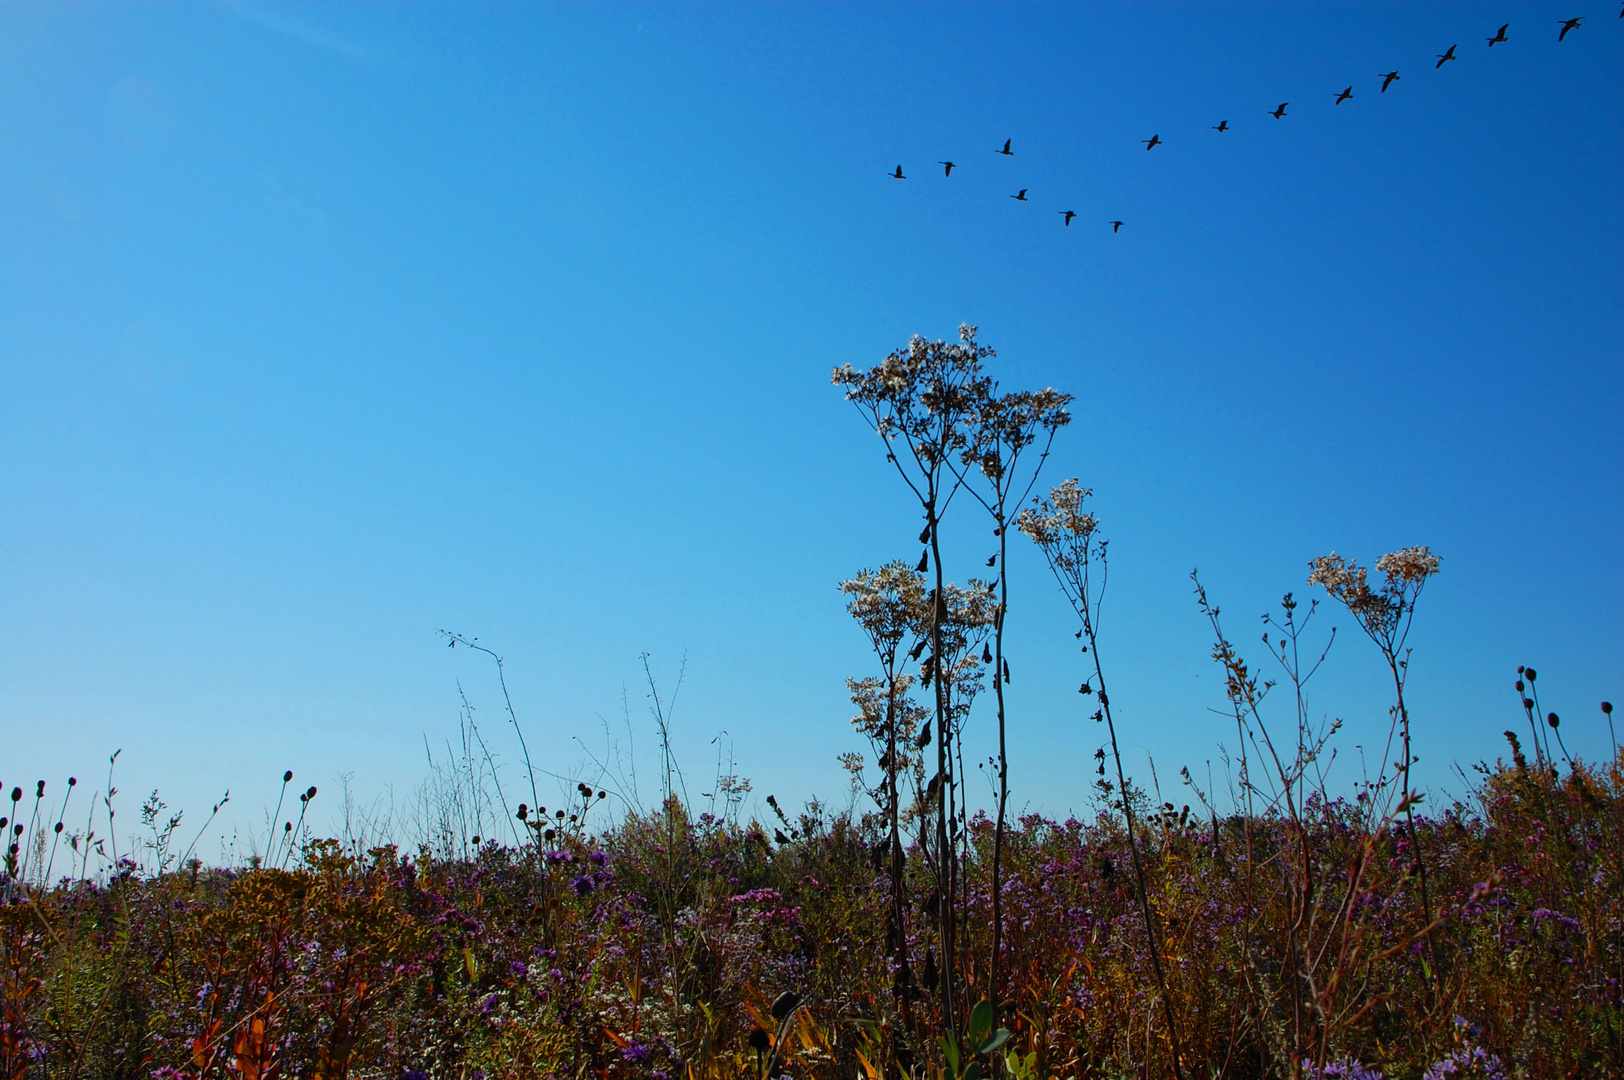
[834,325,993,1040]
[1307,548,1444,998]
[839,561,930,1039]
[955,381,1072,1020]
[1018,481,1187,1080]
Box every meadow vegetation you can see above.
[2,330,1618,1079]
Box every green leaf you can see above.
[976,1029,1011,1056]
[964,1062,982,1080]
[940,1035,961,1077]
[967,1000,993,1046]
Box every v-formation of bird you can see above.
[886,14,1602,233]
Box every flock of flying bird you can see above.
[886,12,1615,233]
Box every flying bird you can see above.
[890,165,905,179]
[1109,220,1123,233]
[1010,189,1028,201]
[1379,71,1401,92]
[1271,102,1289,119]
[998,139,1013,155]
[1335,86,1353,104]
[1143,133,1161,149]
[1436,44,1458,67]
[1558,17,1582,40]
[1060,210,1076,226]
[1213,120,1229,132]
[1488,23,1509,46]
[939,161,955,176]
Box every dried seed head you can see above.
[1603,701,1614,715]
[1525,668,1538,682]
[1548,712,1561,729]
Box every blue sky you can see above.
[1,2,1619,851]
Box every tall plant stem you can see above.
[1088,639,1186,1080]
[928,498,957,1041]
[1390,663,1443,1000]
[990,519,1010,1018]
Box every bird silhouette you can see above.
[915,551,929,572]
[1436,44,1458,67]
[998,139,1013,156]
[1558,17,1582,40]
[909,639,928,661]
[916,722,931,749]
[1011,189,1028,201]
[1143,133,1161,149]
[939,161,955,176]
[1488,23,1509,46]
[982,642,993,664]
[1109,220,1123,233]
[890,165,905,179]
[774,829,791,845]
[1060,210,1076,226]
[1213,120,1229,132]
[1335,86,1353,104]
[1271,102,1289,119]
[1379,71,1401,92]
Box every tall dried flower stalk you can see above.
[1308,547,1443,995]
[833,326,992,1039]
[1020,480,1187,1080]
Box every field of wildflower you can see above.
[3,330,1618,1079]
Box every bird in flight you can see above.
[1109,220,1123,233]
[1436,44,1458,67]
[1558,17,1583,40]
[997,139,1013,156]
[1060,210,1076,226]
[1144,133,1161,149]
[890,165,905,179]
[1010,189,1028,201]
[1213,120,1229,132]
[1335,86,1353,104]
[1488,23,1509,46]
[1271,102,1289,119]
[939,161,955,176]
[1379,71,1401,92]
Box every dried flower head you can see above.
[1308,546,1440,650]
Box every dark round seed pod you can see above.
[283,770,293,783]
[1525,668,1538,682]
[1603,702,1614,715]
[1548,712,1560,729]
